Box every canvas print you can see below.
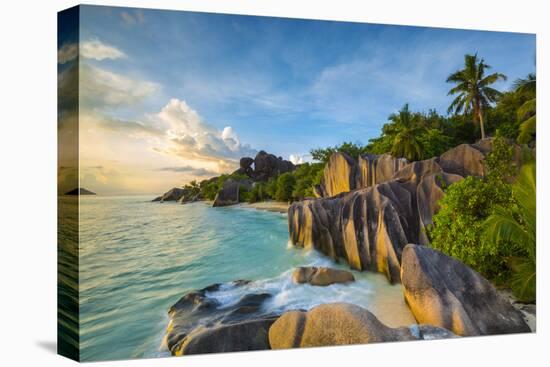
[58,5,536,362]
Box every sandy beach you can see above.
[239,201,289,213]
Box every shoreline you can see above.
[238,201,289,214]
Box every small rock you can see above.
[292,266,355,286]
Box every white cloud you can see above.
[154,99,257,169]
[289,154,312,165]
[58,43,78,64]
[58,39,125,65]
[289,154,304,165]
[80,40,126,61]
[121,10,145,25]
[80,64,159,108]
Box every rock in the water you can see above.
[269,303,453,349]
[289,179,417,283]
[152,187,186,202]
[292,267,355,286]
[400,244,531,336]
[165,280,279,356]
[176,318,276,355]
[178,192,200,205]
[64,187,96,195]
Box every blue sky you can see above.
[59,5,535,194]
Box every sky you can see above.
[57,5,535,195]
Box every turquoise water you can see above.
[73,196,414,361]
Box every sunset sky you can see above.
[58,5,535,195]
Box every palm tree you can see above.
[390,104,424,161]
[484,163,536,302]
[447,54,507,140]
[514,73,536,144]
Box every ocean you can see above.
[59,195,414,361]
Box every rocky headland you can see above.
[64,187,96,196]
[153,150,296,206]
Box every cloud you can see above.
[80,64,160,108]
[58,39,125,65]
[121,10,145,25]
[308,32,470,124]
[58,43,78,64]
[80,39,126,61]
[289,154,306,165]
[153,99,257,169]
[80,111,164,139]
[156,166,217,177]
[79,98,256,175]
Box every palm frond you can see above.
[479,72,507,87]
[483,163,536,301]
[447,82,469,96]
[484,205,531,248]
[517,98,536,121]
[513,73,536,94]
[510,257,536,302]
[447,93,466,114]
[481,87,503,103]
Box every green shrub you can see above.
[238,185,251,203]
[265,177,278,199]
[201,181,219,200]
[275,173,296,202]
[429,134,515,281]
[291,162,324,200]
[246,182,270,203]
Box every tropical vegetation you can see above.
[513,73,536,144]
[484,163,536,302]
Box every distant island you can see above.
[64,188,97,196]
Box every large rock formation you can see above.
[153,187,203,204]
[268,303,455,349]
[316,153,408,198]
[237,157,255,176]
[152,187,186,202]
[212,179,252,207]
[400,244,530,336]
[164,280,279,356]
[318,152,357,197]
[357,154,409,188]
[288,142,496,282]
[250,151,295,181]
[292,266,355,286]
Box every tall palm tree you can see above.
[390,104,424,161]
[447,54,507,140]
[484,163,536,302]
[514,73,536,144]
